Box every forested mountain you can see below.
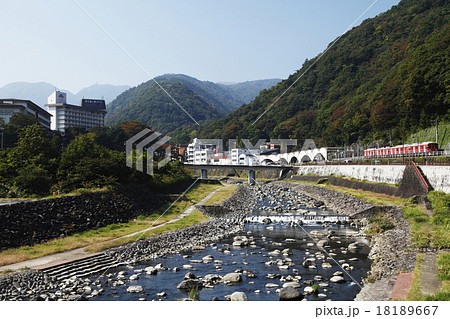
[105,74,281,132]
[218,79,282,104]
[196,0,449,147]
[105,80,223,133]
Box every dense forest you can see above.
[194,0,449,147]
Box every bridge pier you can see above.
[201,169,208,179]
[248,170,256,185]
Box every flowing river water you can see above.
[86,187,372,301]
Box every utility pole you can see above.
[433,119,439,144]
[388,130,392,146]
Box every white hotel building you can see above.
[45,91,106,132]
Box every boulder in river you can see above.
[222,273,242,283]
[177,279,203,290]
[228,291,248,301]
[330,276,345,283]
[127,286,144,293]
[279,287,304,301]
[282,282,301,289]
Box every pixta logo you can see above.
[125,129,171,175]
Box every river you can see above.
[87,221,370,301]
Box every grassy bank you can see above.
[0,182,231,268]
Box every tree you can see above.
[58,133,127,190]
[8,113,38,129]
[14,165,52,196]
[11,124,55,167]
[118,121,152,138]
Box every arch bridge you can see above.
[259,147,328,165]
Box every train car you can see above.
[364,142,439,157]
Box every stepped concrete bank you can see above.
[295,165,450,193]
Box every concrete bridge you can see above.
[185,164,294,184]
[259,147,328,165]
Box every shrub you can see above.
[14,165,52,196]
[428,191,450,225]
[367,216,395,234]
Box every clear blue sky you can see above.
[1,0,401,93]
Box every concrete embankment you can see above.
[291,175,399,196]
[295,164,450,193]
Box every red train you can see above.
[364,142,439,157]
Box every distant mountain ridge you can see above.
[105,74,281,132]
[0,82,130,107]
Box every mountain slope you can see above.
[105,80,224,132]
[197,0,449,147]
[105,74,281,132]
[73,84,130,104]
[218,79,282,104]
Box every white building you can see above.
[45,91,106,132]
[186,138,217,164]
[210,154,230,165]
[0,98,52,129]
[231,148,259,165]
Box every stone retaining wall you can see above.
[196,186,256,219]
[355,206,416,300]
[272,181,374,216]
[0,189,163,251]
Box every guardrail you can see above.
[293,160,450,166]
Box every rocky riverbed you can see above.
[83,223,371,301]
[0,182,415,301]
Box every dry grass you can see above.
[203,184,238,205]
